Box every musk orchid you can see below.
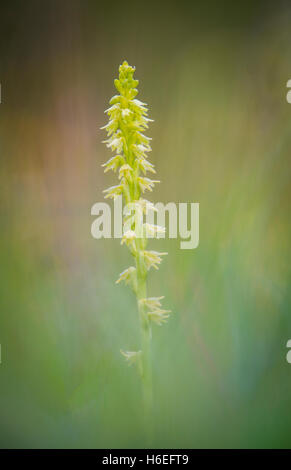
[101,61,170,428]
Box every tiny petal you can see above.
[148,309,171,326]
[138,157,156,175]
[132,144,152,158]
[105,137,123,153]
[120,350,142,366]
[121,108,132,118]
[143,250,167,270]
[138,177,159,193]
[116,266,136,285]
[121,230,137,246]
[102,155,123,173]
[104,103,120,114]
[103,184,124,199]
[133,99,147,107]
[139,296,164,310]
[119,164,133,180]
[143,223,165,237]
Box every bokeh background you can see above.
[0,0,291,448]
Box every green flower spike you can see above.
[102,61,170,436]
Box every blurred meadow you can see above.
[0,0,291,448]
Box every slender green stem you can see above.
[136,244,153,440]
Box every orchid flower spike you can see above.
[101,61,171,420]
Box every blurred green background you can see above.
[0,0,291,448]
